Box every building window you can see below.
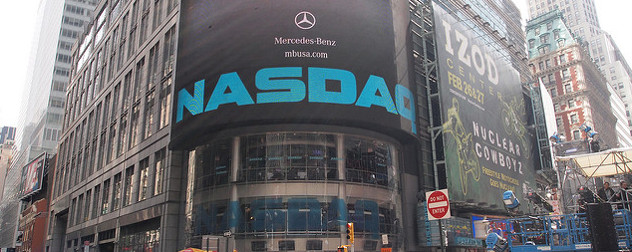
[70,198,77,226]
[556,117,563,127]
[529,39,535,49]
[152,0,163,31]
[154,148,166,195]
[539,61,544,70]
[123,166,135,207]
[143,92,155,139]
[147,43,160,89]
[102,179,111,215]
[158,78,172,129]
[117,117,128,157]
[546,22,553,30]
[92,185,100,219]
[134,58,145,102]
[554,103,560,111]
[84,190,92,222]
[550,88,557,97]
[107,124,116,162]
[545,59,551,68]
[163,26,176,76]
[129,105,140,149]
[75,194,83,225]
[113,173,122,211]
[559,54,567,64]
[540,35,549,44]
[570,114,579,124]
[573,130,581,140]
[568,99,574,108]
[562,69,570,79]
[138,158,150,201]
[112,83,121,118]
[563,83,572,93]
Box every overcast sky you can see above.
[0,1,631,128]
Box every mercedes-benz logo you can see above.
[295,11,316,30]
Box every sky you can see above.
[0,1,631,128]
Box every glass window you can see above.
[564,84,572,93]
[158,78,172,129]
[138,158,150,201]
[573,130,581,140]
[154,149,166,195]
[76,194,84,225]
[144,91,155,139]
[92,185,101,219]
[84,190,92,221]
[102,179,110,215]
[152,0,163,31]
[113,173,122,211]
[123,166,135,206]
[570,114,579,124]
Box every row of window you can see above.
[67,148,166,227]
[55,0,178,199]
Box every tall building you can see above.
[526,10,617,150]
[0,0,96,249]
[0,127,16,145]
[0,139,14,202]
[527,0,632,135]
[48,0,536,251]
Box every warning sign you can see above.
[426,189,451,220]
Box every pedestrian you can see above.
[597,181,617,203]
[618,181,630,210]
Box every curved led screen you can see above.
[172,0,416,148]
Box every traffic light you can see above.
[346,222,354,244]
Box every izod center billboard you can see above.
[433,2,535,208]
[172,0,416,148]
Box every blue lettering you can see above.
[176,67,417,135]
[396,84,417,134]
[255,67,305,103]
[176,79,205,122]
[355,75,398,114]
[308,67,356,104]
[205,72,254,112]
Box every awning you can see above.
[556,147,632,178]
[179,248,207,252]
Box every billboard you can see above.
[172,0,416,148]
[20,153,47,199]
[433,2,535,208]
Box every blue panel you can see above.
[354,200,380,238]
[287,198,322,231]
[250,198,286,232]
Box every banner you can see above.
[433,2,535,208]
[20,153,46,199]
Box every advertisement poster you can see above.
[20,153,46,199]
[173,0,415,148]
[433,2,535,208]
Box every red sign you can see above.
[426,189,451,220]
